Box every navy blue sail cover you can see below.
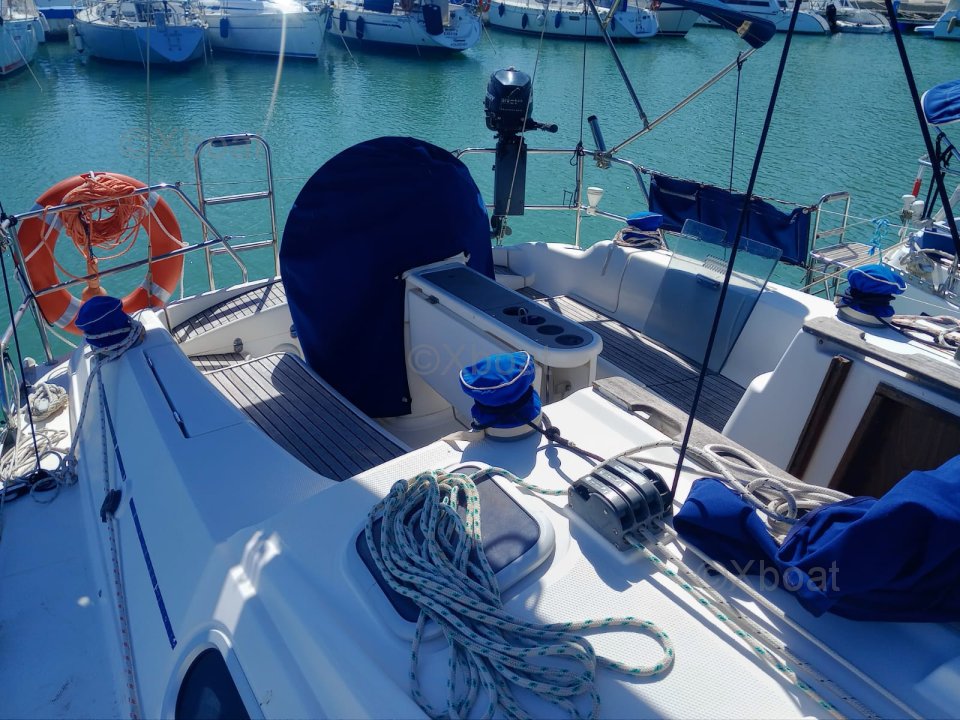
[280,137,493,418]
[674,454,960,621]
[921,78,960,127]
[649,173,812,265]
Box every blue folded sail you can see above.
[674,455,960,621]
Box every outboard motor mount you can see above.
[484,68,557,240]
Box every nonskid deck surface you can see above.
[190,352,246,372]
[171,279,287,343]
[522,289,745,432]
[203,353,408,480]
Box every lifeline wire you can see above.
[672,0,804,497]
[367,467,674,720]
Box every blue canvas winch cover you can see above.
[921,79,960,127]
[838,264,906,319]
[674,455,960,621]
[459,351,541,429]
[648,173,812,265]
[280,137,493,418]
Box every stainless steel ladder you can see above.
[194,134,280,291]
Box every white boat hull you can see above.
[653,3,699,36]
[203,3,325,58]
[326,4,481,51]
[73,13,206,63]
[930,0,960,40]
[697,3,830,33]
[486,0,658,39]
[0,18,40,75]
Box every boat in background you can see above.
[1,0,41,75]
[696,0,831,32]
[200,0,327,58]
[915,0,960,39]
[812,0,890,32]
[36,0,73,33]
[71,0,207,64]
[486,0,659,39]
[645,0,699,36]
[324,0,481,51]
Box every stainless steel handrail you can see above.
[194,134,280,291]
[0,181,247,368]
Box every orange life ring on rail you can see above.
[17,172,185,334]
[478,0,491,13]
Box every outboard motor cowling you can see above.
[484,68,557,240]
[484,68,533,136]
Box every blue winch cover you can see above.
[839,263,906,318]
[280,137,493,418]
[648,173,812,265]
[674,454,960,621]
[459,351,541,429]
[921,78,960,127]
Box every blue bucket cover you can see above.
[76,296,132,349]
[839,264,906,318]
[459,351,541,429]
[921,78,960,127]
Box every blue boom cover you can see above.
[280,137,493,418]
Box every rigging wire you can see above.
[672,0,804,497]
[883,0,960,257]
[728,51,744,192]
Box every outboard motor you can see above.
[484,68,557,240]
[825,3,839,33]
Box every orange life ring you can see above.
[17,172,184,334]
[478,0,491,13]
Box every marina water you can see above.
[0,27,955,358]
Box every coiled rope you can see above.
[61,174,148,253]
[366,467,674,720]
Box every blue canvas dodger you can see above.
[459,351,541,430]
[674,455,960,622]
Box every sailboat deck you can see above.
[203,353,408,481]
[171,280,287,343]
[521,289,745,432]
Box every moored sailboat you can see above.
[0,0,41,76]
[324,0,482,52]
[71,0,206,65]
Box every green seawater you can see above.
[0,27,956,358]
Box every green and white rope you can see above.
[366,468,674,720]
[654,525,920,720]
[629,531,852,720]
